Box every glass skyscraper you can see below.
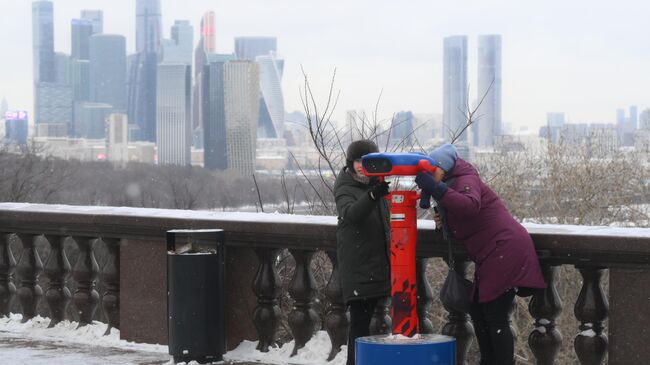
[203,54,236,170]
[89,34,127,111]
[32,1,55,83]
[129,0,162,142]
[234,37,284,139]
[156,64,192,165]
[442,36,468,145]
[71,19,93,60]
[474,34,502,147]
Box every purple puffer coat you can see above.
[439,158,546,303]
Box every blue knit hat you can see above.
[428,143,458,172]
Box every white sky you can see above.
[1,0,649,131]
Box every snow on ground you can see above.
[220,331,347,365]
[0,313,167,353]
[0,313,347,365]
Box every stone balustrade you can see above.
[1,203,649,364]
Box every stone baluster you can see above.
[288,249,319,356]
[528,264,563,365]
[43,235,71,327]
[369,296,391,335]
[324,251,348,361]
[0,233,17,317]
[252,248,281,352]
[71,236,99,327]
[574,266,608,365]
[416,258,434,334]
[441,260,474,365]
[16,234,43,322]
[101,238,121,335]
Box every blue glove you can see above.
[415,172,448,200]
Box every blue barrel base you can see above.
[356,334,455,365]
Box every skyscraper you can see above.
[136,0,162,54]
[73,102,113,138]
[256,52,285,138]
[162,20,193,65]
[224,61,260,175]
[234,37,283,139]
[442,36,468,145]
[156,64,192,165]
[32,1,55,83]
[617,106,637,146]
[192,11,217,146]
[81,10,103,34]
[234,37,277,61]
[71,19,93,60]
[129,0,162,142]
[203,54,236,170]
[390,111,414,145]
[474,35,502,147]
[89,34,127,111]
[34,82,73,129]
[55,52,70,85]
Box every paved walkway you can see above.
[0,331,267,365]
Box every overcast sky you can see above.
[1,0,649,131]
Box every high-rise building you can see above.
[256,52,285,138]
[129,0,162,142]
[71,19,93,60]
[234,37,283,139]
[224,61,260,175]
[192,11,217,146]
[4,111,29,145]
[442,36,468,145]
[107,113,129,164]
[32,1,55,83]
[34,82,73,130]
[640,109,650,130]
[234,37,277,61]
[203,54,236,170]
[162,20,193,65]
[616,106,636,146]
[539,112,565,143]
[55,52,70,85]
[156,64,192,165]
[390,111,414,145]
[474,35,502,147]
[73,102,113,138]
[71,60,90,101]
[136,0,162,54]
[81,10,103,34]
[89,34,127,111]
[630,105,638,129]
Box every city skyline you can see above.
[3,0,650,132]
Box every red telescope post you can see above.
[361,152,438,337]
[387,190,420,336]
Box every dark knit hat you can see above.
[346,139,379,170]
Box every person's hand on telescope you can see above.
[369,181,390,201]
[415,172,448,200]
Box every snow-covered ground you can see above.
[0,314,347,365]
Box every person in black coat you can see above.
[334,140,391,365]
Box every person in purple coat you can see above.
[415,143,546,365]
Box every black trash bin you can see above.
[167,229,226,364]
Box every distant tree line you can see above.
[0,143,310,212]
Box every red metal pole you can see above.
[387,190,419,337]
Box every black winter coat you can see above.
[334,167,391,304]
